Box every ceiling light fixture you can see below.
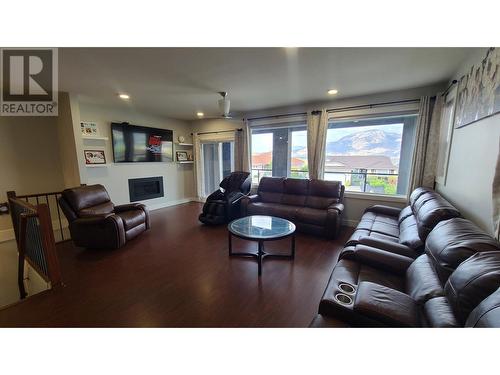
[196,112,204,117]
[327,89,339,95]
[118,94,130,100]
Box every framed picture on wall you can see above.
[84,150,107,165]
[176,151,188,161]
[435,86,458,185]
[81,121,99,136]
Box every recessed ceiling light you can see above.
[196,112,204,117]
[327,89,339,95]
[118,94,130,100]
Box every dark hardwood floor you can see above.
[0,202,351,327]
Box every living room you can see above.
[1,1,499,374]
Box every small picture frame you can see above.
[81,121,99,136]
[176,151,188,161]
[84,150,106,165]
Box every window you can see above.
[201,141,234,197]
[251,124,308,183]
[324,114,417,196]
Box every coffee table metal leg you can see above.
[291,234,296,259]
[228,231,232,256]
[258,240,263,276]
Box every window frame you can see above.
[249,120,308,185]
[325,110,419,199]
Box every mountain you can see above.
[325,129,402,162]
[290,129,403,165]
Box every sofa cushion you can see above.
[445,252,500,325]
[425,218,500,284]
[296,207,327,226]
[424,297,459,327]
[398,214,423,250]
[465,287,500,327]
[406,254,444,304]
[257,177,285,203]
[116,210,146,231]
[281,179,309,206]
[305,179,341,209]
[398,206,414,224]
[353,282,419,327]
[412,191,460,240]
[78,201,115,217]
[246,202,297,221]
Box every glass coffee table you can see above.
[228,215,296,276]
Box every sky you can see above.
[251,123,404,154]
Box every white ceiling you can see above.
[59,48,477,120]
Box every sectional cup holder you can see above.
[334,282,357,306]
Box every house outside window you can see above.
[324,113,418,196]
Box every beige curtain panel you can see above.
[234,121,251,173]
[409,95,443,193]
[307,109,328,180]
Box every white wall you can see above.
[436,48,499,235]
[76,100,195,209]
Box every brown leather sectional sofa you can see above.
[241,177,345,238]
[59,184,151,249]
[312,187,500,327]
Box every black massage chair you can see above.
[199,171,252,225]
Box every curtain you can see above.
[493,140,500,240]
[422,94,444,188]
[408,96,431,192]
[192,133,204,201]
[307,109,328,180]
[234,121,251,172]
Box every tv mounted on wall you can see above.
[111,122,173,163]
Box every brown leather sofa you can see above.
[241,177,345,238]
[312,187,500,327]
[345,187,461,258]
[59,184,150,249]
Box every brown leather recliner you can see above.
[58,184,150,249]
[241,177,345,239]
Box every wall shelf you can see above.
[175,143,193,147]
[177,161,194,164]
[85,164,111,168]
[82,136,109,141]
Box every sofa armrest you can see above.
[240,194,260,216]
[328,202,344,213]
[114,203,147,213]
[353,282,419,327]
[356,236,418,259]
[114,202,150,229]
[70,214,126,249]
[340,244,414,275]
[364,205,402,217]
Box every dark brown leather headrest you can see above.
[62,184,111,213]
[426,217,500,284]
[309,179,342,198]
[445,251,500,325]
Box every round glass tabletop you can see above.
[228,215,296,240]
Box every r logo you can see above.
[1,48,58,116]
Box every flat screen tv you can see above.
[111,122,173,163]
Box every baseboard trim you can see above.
[147,198,196,211]
[0,228,15,243]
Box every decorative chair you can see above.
[58,184,150,249]
[199,171,252,225]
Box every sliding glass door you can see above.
[201,141,234,197]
